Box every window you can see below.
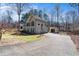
[31,21,34,26]
[38,24,40,25]
[31,28,34,33]
[27,23,30,26]
[32,28,34,33]
[41,24,43,30]
[20,26,23,29]
[41,24,43,26]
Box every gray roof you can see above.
[26,15,48,24]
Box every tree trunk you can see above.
[17,14,20,30]
[0,29,2,41]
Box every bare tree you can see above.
[65,13,71,31]
[15,3,24,30]
[54,4,61,30]
[65,10,77,31]
[69,3,79,14]
[6,10,13,28]
[0,3,2,41]
[15,3,30,30]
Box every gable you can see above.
[26,15,48,25]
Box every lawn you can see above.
[2,32,41,43]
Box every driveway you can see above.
[0,33,78,56]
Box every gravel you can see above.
[0,33,78,56]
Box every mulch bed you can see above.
[68,32,79,49]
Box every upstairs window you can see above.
[41,24,43,26]
[27,23,30,26]
[20,26,23,29]
[31,21,34,26]
[38,24,40,25]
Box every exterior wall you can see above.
[49,27,59,33]
[24,26,35,33]
[20,17,49,34]
[35,20,48,34]
[24,20,36,34]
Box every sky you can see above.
[30,3,75,13]
[0,3,76,21]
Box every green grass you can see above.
[17,35,40,42]
[2,32,41,42]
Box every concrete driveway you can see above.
[0,33,78,56]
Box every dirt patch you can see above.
[70,34,79,52]
[67,32,78,44]
[0,39,25,46]
[70,35,78,44]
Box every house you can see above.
[20,15,49,34]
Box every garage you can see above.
[51,29,55,33]
[50,27,59,33]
